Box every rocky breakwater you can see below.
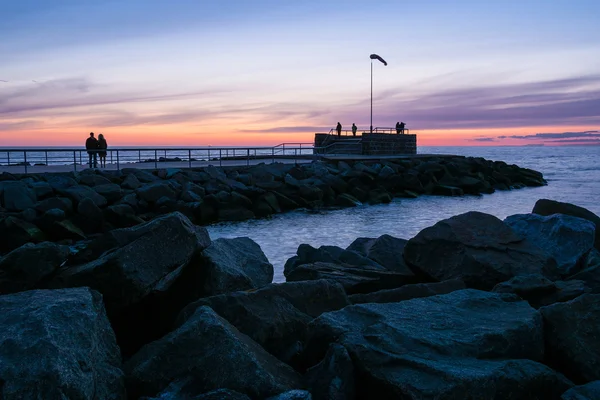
[1,198,599,399]
[0,155,546,255]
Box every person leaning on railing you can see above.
[85,132,98,168]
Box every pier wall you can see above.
[362,133,417,155]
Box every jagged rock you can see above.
[404,211,559,290]
[346,234,414,275]
[303,289,572,399]
[305,343,354,400]
[145,385,251,400]
[505,213,595,276]
[433,184,464,196]
[569,249,600,293]
[0,216,46,253]
[45,174,78,190]
[378,165,395,179]
[121,173,142,190]
[29,181,53,198]
[194,237,273,296]
[217,206,255,221]
[105,204,145,228]
[50,212,204,356]
[79,174,112,187]
[541,294,600,383]
[561,381,600,400]
[61,185,108,207]
[0,242,69,294]
[205,165,227,181]
[0,288,125,399]
[335,193,361,207]
[50,219,87,241]
[35,197,73,214]
[122,168,160,183]
[0,181,36,211]
[77,197,104,232]
[349,278,466,304]
[267,390,312,400]
[298,185,323,202]
[94,183,123,203]
[493,274,589,308]
[367,188,392,204]
[533,199,600,250]
[137,181,177,203]
[177,280,349,363]
[124,306,302,399]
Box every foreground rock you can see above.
[0,288,125,399]
[541,294,600,384]
[0,242,69,294]
[404,211,559,290]
[493,274,589,308]
[349,278,466,304]
[304,343,354,400]
[303,289,572,399]
[177,280,350,363]
[346,234,414,275]
[125,306,302,399]
[561,381,600,400]
[570,249,600,293]
[533,199,600,251]
[505,213,595,276]
[50,212,209,356]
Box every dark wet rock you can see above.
[298,184,323,202]
[205,165,227,181]
[303,289,572,399]
[0,242,69,294]
[45,174,78,190]
[146,384,251,400]
[105,204,145,228]
[349,278,466,304]
[285,262,418,295]
[79,174,112,187]
[346,234,413,275]
[493,274,589,308]
[569,249,600,293]
[0,216,46,253]
[50,212,203,355]
[122,168,161,183]
[505,213,595,276]
[121,173,142,190]
[35,196,73,214]
[367,188,392,205]
[94,183,123,203]
[404,211,559,290]
[266,390,312,400]
[38,208,66,227]
[29,181,54,198]
[137,181,177,203]
[218,205,255,222]
[335,193,361,207]
[50,219,87,241]
[0,288,125,399]
[177,280,349,363]
[541,294,600,383]
[304,343,354,400]
[561,381,600,400]
[432,184,464,196]
[124,306,302,399]
[61,185,108,208]
[0,181,36,211]
[194,237,273,296]
[77,196,104,232]
[533,199,600,250]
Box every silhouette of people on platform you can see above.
[85,132,98,168]
[400,121,406,134]
[396,122,401,134]
[98,133,108,168]
[352,123,357,136]
[336,122,342,137]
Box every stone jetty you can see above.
[3,157,600,399]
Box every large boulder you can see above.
[0,242,69,294]
[76,196,105,233]
[541,294,600,383]
[493,274,589,308]
[569,249,600,293]
[0,288,125,399]
[50,212,205,355]
[346,234,414,275]
[61,185,108,208]
[29,181,54,198]
[121,173,142,190]
[404,211,559,290]
[124,306,302,399]
[122,169,160,183]
[304,343,354,400]
[533,199,600,251]
[0,181,36,211]
[194,237,273,297]
[505,213,595,276]
[303,289,572,399]
[349,278,466,304]
[561,381,600,400]
[177,280,350,363]
[0,216,46,254]
[136,181,177,203]
[35,197,73,214]
[94,183,123,203]
[79,174,112,187]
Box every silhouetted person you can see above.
[85,132,98,168]
[400,121,406,134]
[396,121,401,134]
[336,122,342,137]
[352,123,357,136]
[98,133,108,168]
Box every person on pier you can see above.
[352,123,357,136]
[85,132,98,168]
[336,122,342,137]
[98,133,108,168]
[400,121,406,134]
[396,122,401,134]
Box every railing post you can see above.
[272,147,275,163]
[154,150,158,169]
[23,151,27,174]
[138,150,141,163]
[116,150,120,171]
[45,151,48,166]
[219,149,222,167]
[79,151,82,167]
[73,151,77,172]
[110,150,113,166]
[188,149,192,168]
[208,148,210,163]
[294,148,297,165]
[247,149,250,166]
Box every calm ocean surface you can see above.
[207,146,600,282]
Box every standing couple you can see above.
[85,132,108,168]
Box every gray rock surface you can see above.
[349,278,466,304]
[0,181,36,211]
[0,288,125,399]
[561,381,600,400]
[346,234,414,275]
[305,343,354,400]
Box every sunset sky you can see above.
[1,0,599,146]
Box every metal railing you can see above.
[0,143,323,174]
[321,127,411,136]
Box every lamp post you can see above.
[369,54,387,134]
